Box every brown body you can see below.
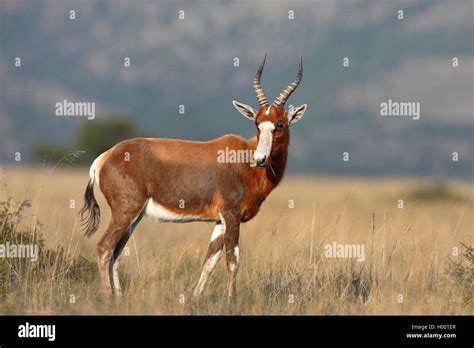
[79,55,307,300]
[98,133,286,225]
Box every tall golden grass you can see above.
[0,167,472,315]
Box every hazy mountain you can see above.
[0,0,472,179]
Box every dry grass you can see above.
[0,166,472,315]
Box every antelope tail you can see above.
[79,170,101,238]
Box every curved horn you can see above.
[253,53,269,107]
[273,56,303,108]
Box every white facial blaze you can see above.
[254,121,274,164]
[265,105,272,115]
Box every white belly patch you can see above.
[145,199,211,223]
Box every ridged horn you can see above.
[253,53,269,107]
[273,56,303,108]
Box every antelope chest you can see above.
[240,196,265,222]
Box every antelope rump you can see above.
[79,54,308,300]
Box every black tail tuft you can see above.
[79,180,101,238]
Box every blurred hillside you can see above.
[0,0,473,178]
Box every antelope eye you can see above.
[276,121,284,128]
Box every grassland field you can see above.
[0,167,472,315]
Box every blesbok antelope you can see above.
[79,54,307,300]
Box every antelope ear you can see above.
[232,100,257,121]
[287,104,307,124]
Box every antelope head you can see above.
[233,54,307,167]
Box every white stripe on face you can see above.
[254,121,275,165]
